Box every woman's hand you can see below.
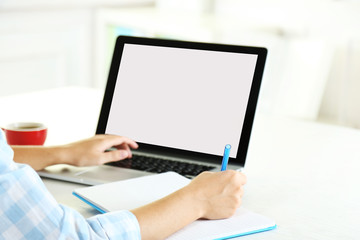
[12,134,138,170]
[184,170,246,219]
[60,134,138,166]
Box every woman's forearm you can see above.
[131,186,202,240]
[11,146,64,171]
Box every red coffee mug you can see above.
[2,122,47,145]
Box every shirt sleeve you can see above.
[0,130,141,240]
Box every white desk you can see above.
[1,87,359,239]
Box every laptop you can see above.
[38,36,267,185]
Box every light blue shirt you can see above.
[0,130,141,240]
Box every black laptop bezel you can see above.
[97,36,267,167]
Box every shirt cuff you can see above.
[89,210,141,240]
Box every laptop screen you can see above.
[97,36,267,167]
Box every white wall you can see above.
[212,0,360,128]
[0,10,92,96]
[212,0,360,123]
[0,0,154,96]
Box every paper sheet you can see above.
[167,207,276,240]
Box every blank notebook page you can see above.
[167,207,276,240]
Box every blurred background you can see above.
[1,0,360,129]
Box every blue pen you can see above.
[221,144,231,171]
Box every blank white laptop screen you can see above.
[105,43,258,158]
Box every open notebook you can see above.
[73,172,276,239]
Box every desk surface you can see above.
[1,87,359,240]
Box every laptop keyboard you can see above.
[107,155,215,177]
